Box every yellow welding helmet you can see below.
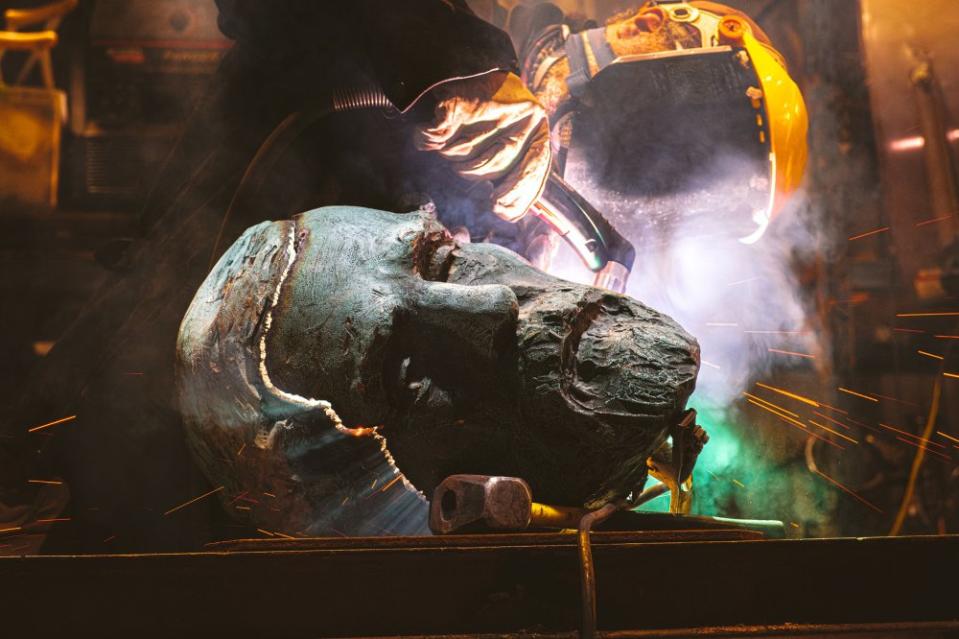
[712,10,808,227]
[562,0,808,244]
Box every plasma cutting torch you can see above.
[531,171,635,293]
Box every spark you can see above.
[102,535,116,543]
[813,412,851,430]
[879,423,947,449]
[848,226,889,241]
[918,350,944,360]
[844,415,883,435]
[937,431,959,445]
[743,392,800,418]
[256,528,275,537]
[743,330,808,335]
[701,359,722,370]
[272,531,295,540]
[817,402,848,415]
[27,415,76,433]
[838,387,879,402]
[0,527,22,534]
[812,469,883,513]
[768,348,816,359]
[230,491,249,504]
[745,400,843,450]
[895,437,953,462]
[944,372,959,379]
[915,215,951,227]
[705,322,739,327]
[746,399,806,428]
[237,443,246,456]
[732,479,746,488]
[790,522,800,529]
[35,518,70,524]
[235,505,251,511]
[726,276,761,287]
[896,311,959,318]
[808,420,859,445]
[756,382,820,407]
[935,335,959,340]
[869,392,920,408]
[893,328,925,334]
[379,475,403,494]
[163,485,225,516]
[27,479,63,486]
[263,492,276,498]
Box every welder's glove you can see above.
[414,71,552,223]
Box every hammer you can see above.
[428,474,585,534]
[428,474,669,534]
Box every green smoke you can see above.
[637,396,836,535]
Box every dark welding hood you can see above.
[564,45,776,244]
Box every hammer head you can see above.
[429,475,533,534]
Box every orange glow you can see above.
[163,485,225,516]
[808,420,859,445]
[937,431,959,445]
[27,414,76,433]
[746,398,806,428]
[813,411,851,430]
[812,469,883,513]
[379,475,403,494]
[817,402,848,415]
[768,348,816,359]
[848,226,889,241]
[744,392,800,418]
[915,216,952,227]
[838,387,879,402]
[879,423,947,449]
[896,312,959,318]
[895,437,953,462]
[756,382,820,407]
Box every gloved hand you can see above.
[414,71,552,223]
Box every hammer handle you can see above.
[530,502,586,529]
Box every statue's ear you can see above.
[633,7,666,32]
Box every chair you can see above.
[0,0,78,208]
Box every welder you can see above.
[512,0,809,268]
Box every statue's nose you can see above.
[410,282,518,360]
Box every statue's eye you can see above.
[413,231,456,282]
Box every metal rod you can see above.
[577,501,624,639]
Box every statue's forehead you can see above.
[296,207,434,253]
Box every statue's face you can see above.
[177,207,699,535]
